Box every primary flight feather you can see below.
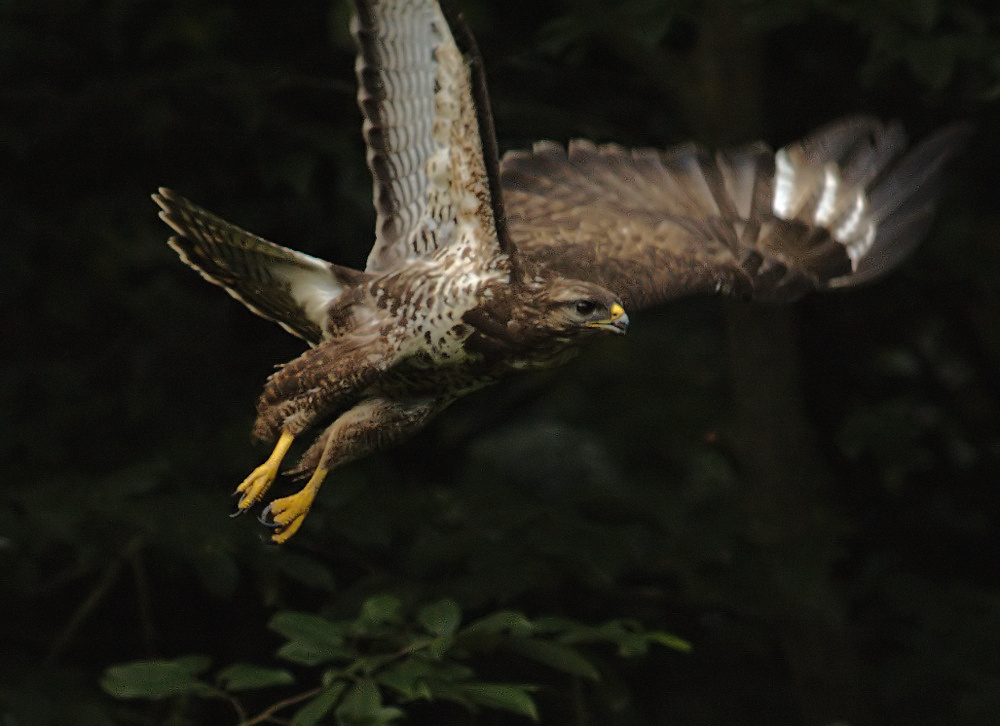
[155,0,968,542]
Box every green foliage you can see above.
[217,664,297,692]
[100,596,685,724]
[102,656,217,700]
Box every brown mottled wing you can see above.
[353,0,511,274]
[501,117,970,310]
[154,188,364,345]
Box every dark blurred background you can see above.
[2,0,999,723]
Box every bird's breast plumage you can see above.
[367,225,509,368]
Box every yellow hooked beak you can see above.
[586,302,629,334]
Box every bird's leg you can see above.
[261,418,350,544]
[253,339,393,442]
[242,340,395,518]
[234,430,295,511]
[262,396,445,543]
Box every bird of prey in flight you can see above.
[154,0,967,542]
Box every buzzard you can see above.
[155,0,967,543]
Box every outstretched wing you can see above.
[154,188,365,345]
[353,0,512,274]
[501,117,970,309]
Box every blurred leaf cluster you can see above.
[1,0,999,725]
[101,595,686,724]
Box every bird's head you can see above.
[529,280,629,339]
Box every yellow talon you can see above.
[235,430,295,510]
[266,466,329,544]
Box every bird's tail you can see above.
[154,188,368,345]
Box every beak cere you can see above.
[587,302,630,334]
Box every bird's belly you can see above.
[377,357,496,400]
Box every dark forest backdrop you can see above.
[2,0,1000,724]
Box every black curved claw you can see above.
[258,504,279,528]
[230,490,251,517]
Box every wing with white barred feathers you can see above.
[501,117,970,309]
[353,0,511,275]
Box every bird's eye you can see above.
[575,300,597,316]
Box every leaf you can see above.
[270,612,345,647]
[417,599,461,638]
[460,683,539,721]
[172,655,213,674]
[277,640,349,667]
[507,639,600,681]
[535,617,691,655]
[376,658,435,700]
[545,618,636,646]
[592,619,641,640]
[291,681,346,726]
[101,656,215,700]
[645,631,693,654]
[216,663,295,692]
[270,612,348,665]
[459,610,533,640]
[336,679,380,720]
[426,635,453,660]
[359,594,403,627]
[336,679,404,725]
[528,616,582,635]
[352,654,398,676]
[616,634,650,657]
[422,678,474,709]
